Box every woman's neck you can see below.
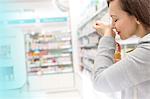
[136,24,149,38]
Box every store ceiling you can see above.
[0,0,69,13]
[0,0,52,3]
[0,0,69,22]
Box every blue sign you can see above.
[40,17,67,23]
[1,17,68,25]
[7,19,36,24]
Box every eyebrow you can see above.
[110,15,118,19]
[111,15,117,17]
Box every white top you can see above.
[93,33,150,99]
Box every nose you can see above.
[111,21,115,27]
[111,24,118,33]
[111,21,117,30]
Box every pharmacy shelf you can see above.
[42,45,72,50]
[81,54,95,61]
[41,61,72,67]
[35,37,71,43]
[78,6,108,30]
[79,30,100,39]
[78,4,110,73]
[79,30,96,38]
[28,59,72,67]
[81,57,94,71]
[28,53,71,59]
[29,71,73,76]
[82,63,93,72]
[29,44,72,50]
[28,68,73,76]
[42,53,71,58]
[26,32,74,77]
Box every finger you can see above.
[95,20,101,25]
[93,24,101,29]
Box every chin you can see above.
[120,38,127,40]
[120,36,129,40]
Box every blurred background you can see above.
[0,0,138,99]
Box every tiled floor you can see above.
[46,91,82,99]
[3,70,121,99]
[23,90,82,99]
[1,90,82,99]
[25,70,120,99]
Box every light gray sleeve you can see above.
[92,36,150,93]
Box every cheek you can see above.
[115,20,126,35]
[125,20,137,36]
[114,23,129,40]
[116,19,137,37]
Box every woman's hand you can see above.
[93,21,116,38]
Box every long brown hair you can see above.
[107,0,150,31]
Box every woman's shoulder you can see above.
[128,44,150,63]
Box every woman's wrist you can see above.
[103,29,116,38]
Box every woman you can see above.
[93,0,150,99]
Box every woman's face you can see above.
[109,0,139,40]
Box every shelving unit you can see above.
[19,0,75,92]
[78,0,109,72]
[25,30,75,91]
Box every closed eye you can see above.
[114,19,118,22]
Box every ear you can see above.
[135,18,140,24]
